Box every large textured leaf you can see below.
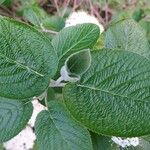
[51,23,100,73]
[0,17,58,99]
[35,101,93,150]
[105,19,150,58]
[0,97,33,142]
[63,49,150,137]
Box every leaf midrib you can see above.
[77,84,150,103]
[0,53,44,77]
[48,111,71,150]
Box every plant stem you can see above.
[44,93,48,108]
[105,0,109,26]
[49,78,66,87]
[40,23,58,35]
[62,0,71,17]
[54,0,61,16]
[41,28,58,35]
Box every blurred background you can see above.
[0,0,150,150]
[0,0,150,32]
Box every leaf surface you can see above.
[0,97,33,142]
[51,23,100,73]
[105,19,150,58]
[63,49,150,137]
[35,101,93,150]
[0,17,58,99]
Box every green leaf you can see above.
[0,0,5,4]
[35,101,93,150]
[0,143,3,150]
[105,19,150,58]
[0,17,58,99]
[132,9,144,22]
[23,6,47,26]
[139,20,150,42]
[91,132,119,150]
[112,11,132,22]
[63,49,150,137]
[1,0,12,6]
[33,141,39,150]
[51,23,100,75]
[93,34,105,50]
[42,16,65,32]
[65,49,91,77]
[0,97,33,142]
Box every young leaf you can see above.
[0,17,58,99]
[0,97,33,142]
[35,101,93,150]
[105,19,150,58]
[42,16,65,32]
[23,6,47,26]
[65,49,91,76]
[51,23,100,73]
[63,49,150,137]
[60,49,91,82]
[139,20,150,42]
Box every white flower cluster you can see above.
[3,126,36,150]
[111,136,139,148]
[65,11,104,34]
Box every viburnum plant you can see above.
[0,15,150,150]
